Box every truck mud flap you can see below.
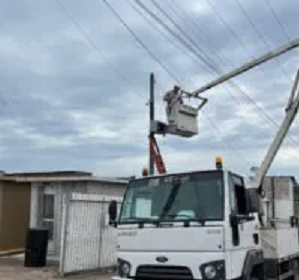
[242,250,264,280]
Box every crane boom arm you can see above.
[192,37,299,96]
[254,70,299,189]
[186,36,299,191]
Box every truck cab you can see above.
[109,167,263,280]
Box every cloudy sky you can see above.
[0,0,298,178]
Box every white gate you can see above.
[59,193,122,275]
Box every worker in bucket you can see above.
[163,85,183,114]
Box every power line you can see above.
[204,0,286,88]
[204,0,254,58]
[133,0,221,76]
[101,0,181,84]
[151,0,223,74]
[166,0,227,66]
[204,0,290,90]
[53,0,145,101]
[127,0,200,69]
[234,0,291,82]
[126,0,197,90]
[263,0,292,41]
[235,0,269,48]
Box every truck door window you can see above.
[232,174,247,215]
[235,185,247,215]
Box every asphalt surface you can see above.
[0,259,114,280]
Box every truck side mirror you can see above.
[108,200,118,226]
[230,213,239,227]
[245,188,260,213]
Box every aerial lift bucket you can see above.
[163,86,208,137]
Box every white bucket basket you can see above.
[164,86,207,138]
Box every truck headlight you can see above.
[117,259,131,278]
[204,265,217,279]
[200,260,225,280]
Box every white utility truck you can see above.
[108,39,299,280]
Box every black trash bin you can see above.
[24,228,49,267]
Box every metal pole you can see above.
[149,73,155,175]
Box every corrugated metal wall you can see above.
[54,182,87,257]
[59,193,122,275]
[29,180,126,260]
[99,202,119,269]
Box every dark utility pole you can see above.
[149,73,155,175]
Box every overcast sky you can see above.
[0,0,298,178]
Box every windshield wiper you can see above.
[122,217,155,222]
[162,214,207,226]
[163,214,194,219]
[122,217,157,228]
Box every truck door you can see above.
[229,173,259,249]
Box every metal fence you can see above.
[59,193,122,276]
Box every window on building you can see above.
[41,194,54,241]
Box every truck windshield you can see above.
[118,170,224,224]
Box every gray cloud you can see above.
[0,0,298,178]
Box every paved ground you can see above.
[0,259,114,280]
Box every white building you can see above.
[12,171,128,260]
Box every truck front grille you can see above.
[136,265,193,280]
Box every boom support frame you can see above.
[255,70,299,190]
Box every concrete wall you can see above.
[0,181,31,251]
